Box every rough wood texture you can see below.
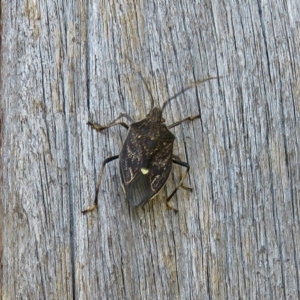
[1,0,299,299]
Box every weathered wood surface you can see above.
[1,0,299,299]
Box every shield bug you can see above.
[82,74,219,214]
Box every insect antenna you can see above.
[161,76,220,112]
[124,54,156,110]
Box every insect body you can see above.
[119,107,175,207]
[82,77,218,214]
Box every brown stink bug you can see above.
[82,74,219,214]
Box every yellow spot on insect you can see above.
[141,168,149,175]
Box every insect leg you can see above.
[87,113,133,132]
[172,155,193,191]
[82,155,119,214]
[168,115,200,129]
[165,159,190,212]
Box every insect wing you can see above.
[149,142,173,192]
[120,125,154,205]
[124,171,154,206]
[119,126,144,185]
[119,128,154,205]
[125,142,173,206]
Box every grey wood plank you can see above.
[1,0,299,299]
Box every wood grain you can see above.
[1,0,299,299]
